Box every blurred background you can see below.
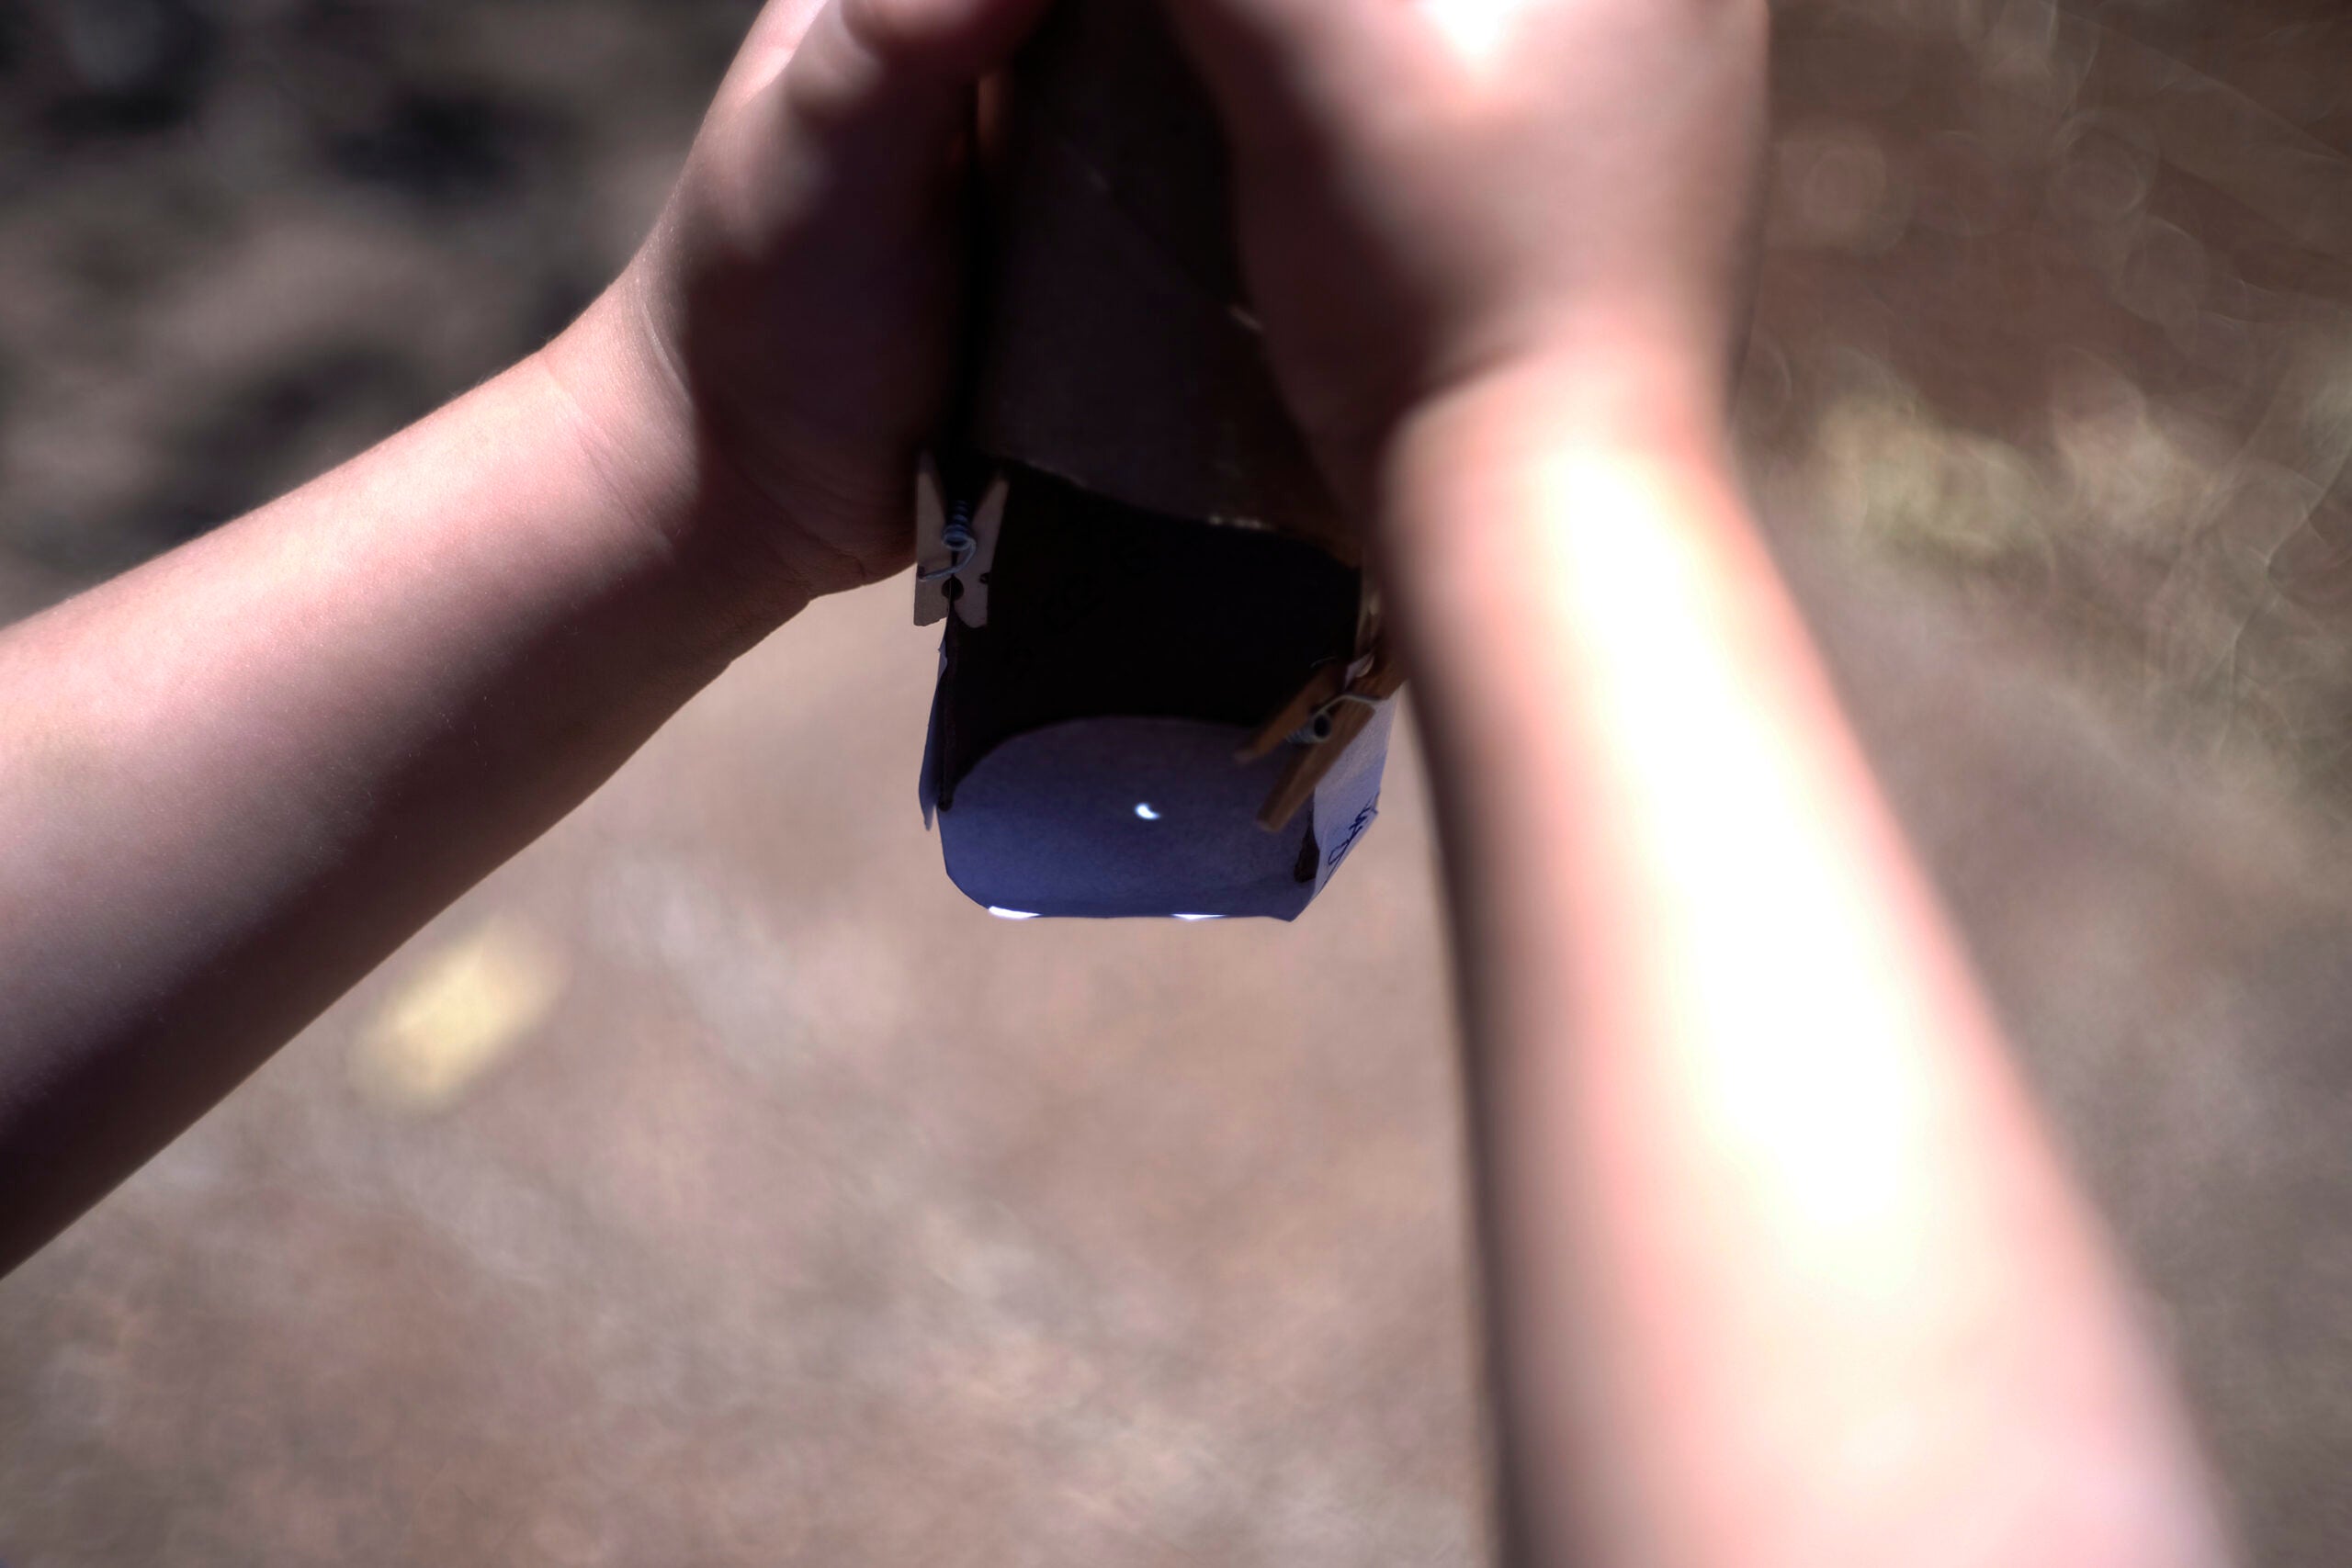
[2,0,2350,1562]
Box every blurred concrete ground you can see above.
[1,588,1483,1565]
[4,0,2352,1563]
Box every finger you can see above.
[710,0,832,120]
[709,0,1049,143]
[786,0,1054,127]
[689,0,1051,249]
[836,0,1057,81]
[1161,0,1416,152]
[768,0,1051,231]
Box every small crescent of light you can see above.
[1135,804,1162,821]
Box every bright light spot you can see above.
[1134,804,1162,821]
[1415,0,1530,69]
[1172,914,1224,922]
[988,908,1042,921]
[351,917,566,1114]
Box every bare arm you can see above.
[1172,1,2233,1562]
[0,340,730,1271]
[1390,380,2231,1567]
[0,0,1047,1276]
[0,0,2240,1556]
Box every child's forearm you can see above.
[0,299,797,1274]
[0,0,1064,1279]
[1382,371,2232,1568]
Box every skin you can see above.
[1169,4,2233,1564]
[0,0,2233,1563]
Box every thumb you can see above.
[682,0,1053,255]
[775,0,1053,134]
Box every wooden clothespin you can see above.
[1248,631,1406,831]
[914,456,1011,628]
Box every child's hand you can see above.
[550,0,1048,602]
[1167,0,1770,515]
